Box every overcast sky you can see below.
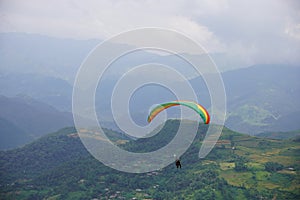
[1,0,299,69]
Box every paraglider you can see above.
[147,100,210,169]
[147,100,210,124]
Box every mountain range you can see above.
[1,66,299,134]
[0,32,300,149]
[0,95,73,149]
[219,65,300,134]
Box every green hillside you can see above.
[256,130,300,140]
[0,120,299,199]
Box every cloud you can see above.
[0,0,222,50]
[197,0,300,67]
[286,20,300,40]
[0,0,299,69]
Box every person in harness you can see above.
[175,159,181,169]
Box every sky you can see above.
[1,0,300,69]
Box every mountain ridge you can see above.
[1,32,300,136]
[0,121,299,199]
[0,95,74,149]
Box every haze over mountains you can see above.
[0,32,299,149]
[0,95,73,149]
[1,1,299,199]
[0,32,98,83]
[222,65,300,134]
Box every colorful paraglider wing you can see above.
[147,101,210,124]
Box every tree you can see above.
[234,157,247,172]
[265,162,283,172]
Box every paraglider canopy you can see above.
[147,100,210,124]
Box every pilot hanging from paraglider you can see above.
[175,158,181,169]
[147,100,210,169]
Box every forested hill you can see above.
[0,121,299,199]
